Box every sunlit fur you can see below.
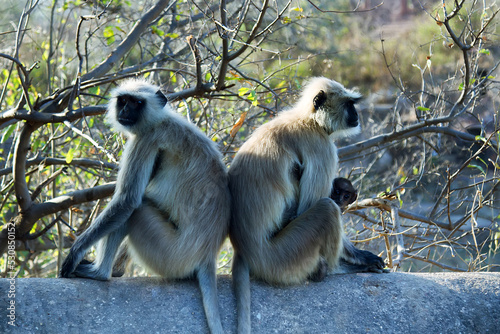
[60,80,230,334]
[229,77,385,334]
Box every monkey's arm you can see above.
[60,140,158,277]
[295,161,333,216]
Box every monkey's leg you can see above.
[60,203,134,278]
[127,205,225,334]
[111,241,130,277]
[261,197,343,284]
[72,224,128,280]
[197,261,224,334]
[232,252,251,334]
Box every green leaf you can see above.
[416,106,431,112]
[103,26,115,45]
[66,148,75,164]
[248,89,256,101]
[467,164,485,175]
[1,124,16,143]
[151,26,164,37]
[238,87,250,96]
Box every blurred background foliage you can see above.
[1,0,499,278]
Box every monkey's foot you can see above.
[59,254,79,278]
[73,262,110,281]
[340,249,389,274]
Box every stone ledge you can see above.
[1,272,499,333]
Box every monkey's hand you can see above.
[340,248,389,274]
[59,251,79,278]
[357,250,389,273]
[59,242,91,278]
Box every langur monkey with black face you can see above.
[331,177,358,212]
[59,80,230,334]
[229,77,387,333]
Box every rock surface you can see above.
[1,272,499,333]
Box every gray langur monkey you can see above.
[59,80,230,334]
[228,77,387,334]
[331,177,357,212]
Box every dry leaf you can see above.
[230,112,247,138]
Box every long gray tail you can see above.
[233,252,251,334]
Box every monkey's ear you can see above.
[155,89,168,107]
[313,90,327,111]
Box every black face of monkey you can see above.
[330,177,357,211]
[345,100,359,128]
[115,90,168,127]
[313,89,360,130]
[116,94,145,126]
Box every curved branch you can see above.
[216,0,270,90]
[81,0,174,81]
[0,183,115,256]
[227,0,269,61]
[306,0,384,13]
[347,198,450,230]
[0,53,29,79]
[12,123,37,213]
[0,156,117,177]
[29,183,115,220]
[338,123,478,160]
[0,105,107,127]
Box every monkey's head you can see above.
[298,77,362,138]
[107,79,169,135]
[330,177,358,211]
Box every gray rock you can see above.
[1,272,499,333]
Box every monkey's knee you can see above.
[315,197,342,220]
[310,198,342,237]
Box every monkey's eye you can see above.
[335,189,341,195]
[344,194,350,200]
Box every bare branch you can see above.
[347,198,450,230]
[0,183,115,256]
[12,123,37,213]
[403,252,467,272]
[0,105,107,127]
[339,124,480,161]
[306,0,384,13]
[81,0,175,81]
[0,156,117,177]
